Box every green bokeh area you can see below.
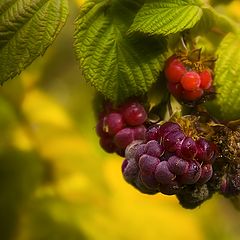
[0,1,240,240]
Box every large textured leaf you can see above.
[191,7,237,37]
[74,0,166,103]
[128,0,203,36]
[0,0,69,84]
[206,32,240,120]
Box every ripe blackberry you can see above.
[195,138,215,163]
[180,137,197,160]
[168,156,189,175]
[178,161,202,185]
[198,163,213,185]
[122,120,218,200]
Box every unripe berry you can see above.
[164,56,186,83]
[199,69,213,90]
[167,82,184,99]
[180,71,201,91]
[182,88,204,101]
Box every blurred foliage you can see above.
[0,1,240,240]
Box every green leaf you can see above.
[0,0,69,84]
[206,32,240,120]
[74,0,166,103]
[128,0,203,36]
[191,7,237,38]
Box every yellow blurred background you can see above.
[0,1,240,240]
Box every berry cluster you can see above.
[96,101,148,156]
[122,122,217,195]
[164,55,214,103]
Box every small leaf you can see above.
[74,0,166,103]
[206,32,240,120]
[0,0,69,84]
[128,0,203,36]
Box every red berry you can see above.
[199,69,213,90]
[182,88,204,101]
[99,137,115,153]
[180,71,201,91]
[96,118,108,137]
[164,56,186,83]
[167,82,184,99]
[114,128,134,149]
[197,163,213,184]
[103,112,124,136]
[133,125,146,140]
[121,102,147,126]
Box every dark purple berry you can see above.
[145,140,164,158]
[155,161,176,185]
[121,102,147,126]
[231,173,240,194]
[103,112,124,136]
[125,140,144,159]
[178,160,202,185]
[160,151,173,162]
[134,175,158,194]
[114,128,134,149]
[197,163,213,184]
[133,125,146,140]
[159,122,181,138]
[146,124,161,141]
[163,130,185,152]
[134,144,147,162]
[195,138,215,162]
[115,148,125,157]
[122,159,139,183]
[220,173,240,196]
[168,155,189,175]
[139,154,160,174]
[180,137,197,159]
[99,137,115,153]
[220,177,228,195]
[140,171,159,189]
